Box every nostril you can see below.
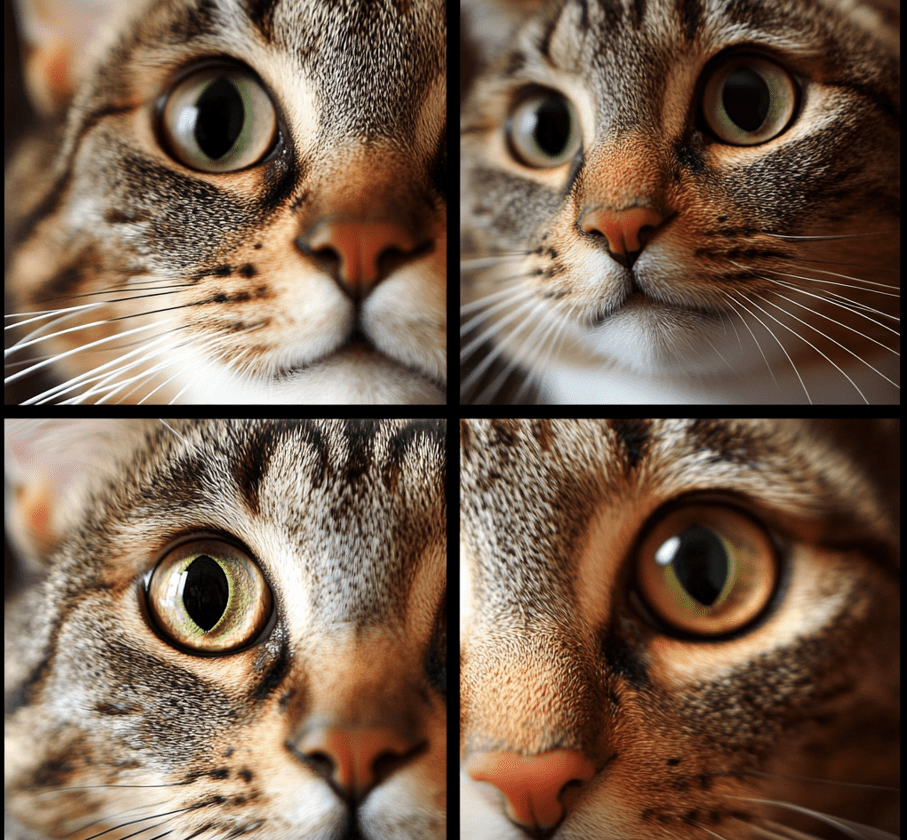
[578,205,666,269]
[293,724,419,801]
[296,219,426,295]
[465,748,597,830]
[301,749,334,781]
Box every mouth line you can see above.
[274,330,445,391]
[594,291,722,324]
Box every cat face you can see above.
[5,420,447,839]
[460,419,899,839]
[6,0,446,404]
[460,0,899,404]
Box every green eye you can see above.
[702,55,797,146]
[147,539,272,653]
[507,90,581,168]
[160,66,278,172]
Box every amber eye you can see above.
[160,66,278,172]
[635,504,777,636]
[147,539,272,653]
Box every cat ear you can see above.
[4,419,128,570]
[12,0,126,116]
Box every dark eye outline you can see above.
[141,532,276,657]
[629,495,787,642]
[155,59,284,173]
[697,49,800,146]
[505,85,583,168]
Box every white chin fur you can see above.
[169,349,445,404]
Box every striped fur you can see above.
[7,0,446,405]
[460,0,899,404]
[460,419,899,839]
[5,419,447,839]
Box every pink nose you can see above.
[297,724,415,800]
[301,219,422,293]
[579,206,665,262]
[465,748,597,828]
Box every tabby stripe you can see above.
[242,0,280,43]
[607,419,653,471]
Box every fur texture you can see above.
[460,0,899,404]
[7,0,446,404]
[460,419,899,839]
[5,419,447,839]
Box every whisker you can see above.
[773,261,901,291]
[752,291,897,390]
[23,332,180,404]
[460,283,528,317]
[725,291,810,402]
[735,797,898,840]
[460,251,531,271]
[762,231,899,241]
[7,321,173,388]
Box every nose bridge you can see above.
[311,144,420,219]
[288,630,429,802]
[296,145,430,292]
[578,135,668,213]
[573,135,672,267]
[463,628,599,756]
[304,631,419,725]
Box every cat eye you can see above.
[507,89,581,168]
[160,66,278,172]
[635,504,778,637]
[146,538,273,653]
[701,55,797,146]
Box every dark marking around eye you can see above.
[681,0,701,41]
[250,638,290,704]
[602,624,650,689]
[675,141,707,175]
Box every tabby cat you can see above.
[5,0,446,405]
[5,419,447,839]
[460,419,899,839]
[460,0,899,404]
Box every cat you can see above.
[5,419,447,839]
[5,0,447,405]
[460,0,899,405]
[460,419,899,839]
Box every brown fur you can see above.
[461,0,899,404]
[7,0,446,404]
[5,419,447,839]
[460,419,899,839]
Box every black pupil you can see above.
[670,526,728,607]
[722,66,770,132]
[194,77,244,160]
[534,96,572,157]
[183,555,229,631]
